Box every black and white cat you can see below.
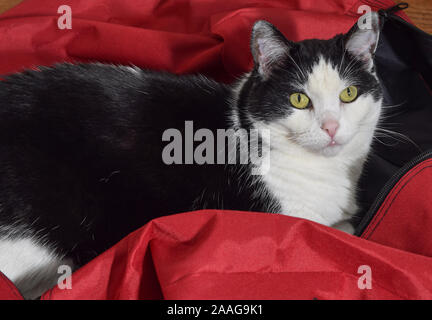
[0,13,382,298]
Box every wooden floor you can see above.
[396,0,432,33]
[0,0,21,16]
[0,0,431,33]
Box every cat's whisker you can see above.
[374,127,422,151]
[296,52,309,82]
[377,112,406,120]
[339,45,347,74]
[381,101,406,109]
[342,57,358,78]
[372,135,400,147]
[287,53,306,80]
[343,63,362,80]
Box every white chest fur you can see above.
[260,132,371,227]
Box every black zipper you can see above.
[355,150,432,236]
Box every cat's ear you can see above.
[345,11,381,69]
[251,20,291,78]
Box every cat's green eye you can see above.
[340,86,358,103]
[290,93,310,109]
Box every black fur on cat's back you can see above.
[0,63,272,264]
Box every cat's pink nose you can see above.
[321,119,339,139]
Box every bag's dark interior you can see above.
[356,11,432,230]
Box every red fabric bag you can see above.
[1,0,431,300]
[41,204,432,300]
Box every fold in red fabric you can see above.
[0,0,424,300]
[39,210,432,300]
[0,0,407,82]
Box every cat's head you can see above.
[235,12,383,157]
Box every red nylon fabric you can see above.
[0,0,426,300]
[0,273,23,300]
[41,210,432,300]
[0,0,407,82]
[361,159,432,257]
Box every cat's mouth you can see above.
[321,139,343,156]
[327,140,340,147]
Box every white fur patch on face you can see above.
[0,237,73,299]
[278,56,381,157]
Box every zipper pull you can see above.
[379,2,409,19]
